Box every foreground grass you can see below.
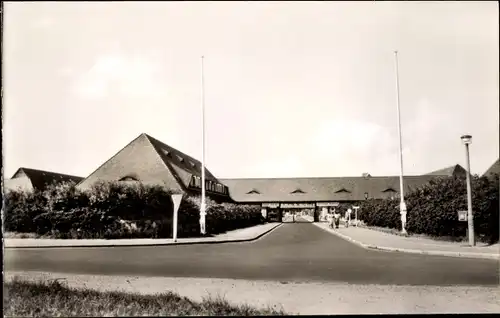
[3,277,286,317]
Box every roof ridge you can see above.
[15,167,83,179]
[219,175,424,180]
[76,133,146,187]
[143,133,201,165]
[143,134,188,192]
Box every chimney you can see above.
[362,173,371,179]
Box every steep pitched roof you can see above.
[76,133,224,192]
[220,175,439,203]
[425,164,466,177]
[483,159,500,177]
[144,134,220,188]
[9,167,83,191]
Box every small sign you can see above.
[457,210,467,222]
[352,206,360,209]
[171,194,184,242]
[262,202,280,208]
[316,202,340,207]
[281,203,316,209]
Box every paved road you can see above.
[4,223,498,286]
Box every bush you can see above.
[4,181,266,239]
[358,174,499,243]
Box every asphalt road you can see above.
[4,223,499,286]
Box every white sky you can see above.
[3,1,499,179]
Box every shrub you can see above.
[358,174,499,243]
[4,181,266,239]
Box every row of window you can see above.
[247,188,397,195]
[191,176,228,194]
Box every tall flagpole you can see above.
[394,50,407,234]
[200,56,207,235]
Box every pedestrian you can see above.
[333,209,340,229]
[345,208,352,228]
[329,210,335,229]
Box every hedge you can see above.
[358,174,499,243]
[4,181,265,239]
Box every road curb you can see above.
[4,223,283,249]
[312,223,499,261]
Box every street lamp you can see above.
[461,134,475,246]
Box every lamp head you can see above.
[461,135,472,145]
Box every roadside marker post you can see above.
[171,194,184,242]
[352,206,360,226]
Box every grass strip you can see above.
[3,277,286,317]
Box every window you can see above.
[119,176,139,182]
[176,155,184,162]
[247,189,261,194]
[189,161,196,168]
[382,188,397,193]
[291,189,305,194]
[335,188,351,193]
[193,176,201,187]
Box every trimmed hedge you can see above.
[4,181,265,239]
[358,174,499,243]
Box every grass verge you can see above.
[3,277,286,317]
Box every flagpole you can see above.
[394,50,407,235]
[200,56,207,235]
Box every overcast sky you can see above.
[3,1,498,179]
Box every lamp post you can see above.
[461,134,475,246]
[394,50,407,235]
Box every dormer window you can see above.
[335,188,351,193]
[189,161,196,168]
[119,175,139,182]
[247,189,260,194]
[291,189,305,194]
[382,188,397,193]
[176,155,184,162]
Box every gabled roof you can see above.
[425,164,466,177]
[144,134,220,188]
[483,159,500,177]
[220,175,440,203]
[76,133,225,194]
[9,167,83,191]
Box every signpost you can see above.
[171,194,184,242]
[457,210,467,222]
[352,206,360,226]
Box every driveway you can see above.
[4,223,498,286]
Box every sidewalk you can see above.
[313,222,499,260]
[3,222,282,248]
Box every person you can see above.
[329,209,335,229]
[333,209,340,229]
[345,208,352,228]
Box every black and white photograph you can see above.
[2,1,499,316]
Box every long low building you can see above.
[220,175,441,221]
[7,133,479,222]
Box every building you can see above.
[220,175,440,221]
[74,133,461,222]
[425,164,467,178]
[482,159,500,177]
[76,133,231,202]
[4,167,83,192]
[12,133,464,221]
